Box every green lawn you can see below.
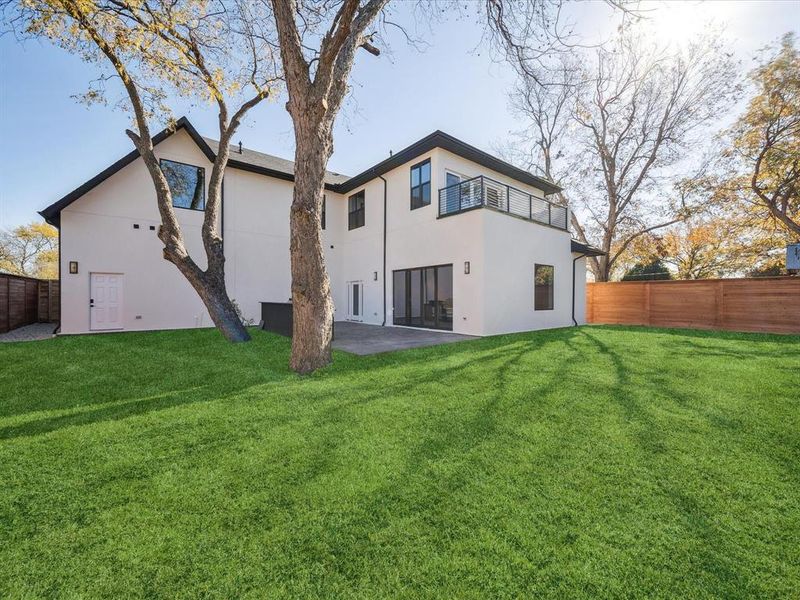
[1,326,798,598]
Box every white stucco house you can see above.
[40,117,602,337]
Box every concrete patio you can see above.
[331,321,476,355]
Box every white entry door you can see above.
[347,281,363,321]
[90,273,124,330]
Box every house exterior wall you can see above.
[58,131,590,337]
[60,130,214,334]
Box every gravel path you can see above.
[0,323,57,343]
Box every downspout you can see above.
[572,253,588,326]
[378,174,388,326]
[55,223,61,334]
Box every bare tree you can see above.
[268,0,389,373]
[503,29,739,280]
[5,0,281,341]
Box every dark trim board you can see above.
[337,131,561,195]
[570,240,605,256]
[40,118,561,228]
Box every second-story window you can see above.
[321,195,326,230]
[160,159,205,211]
[348,190,365,230]
[410,159,431,210]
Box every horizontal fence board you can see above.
[0,274,60,333]
[587,277,800,335]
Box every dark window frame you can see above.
[321,195,326,230]
[392,262,453,331]
[534,263,555,311]
[159,158,206,211]
[410,158,431,210]
[348,190,365,230]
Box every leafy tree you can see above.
[721,33,800,237]
[621,259,672,281]
[0,222,59,278]
[5,0,280,342]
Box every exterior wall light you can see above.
[69,261,79,274]
[464,261,470,275]
[374,271,378,281]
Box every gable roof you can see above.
[40,117,559,227]
[337,130,560,195]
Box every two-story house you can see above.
[40,118,601,337]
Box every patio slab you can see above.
[0,323,57,343]
[332,321,476,355]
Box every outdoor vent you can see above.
[149,225,156,231]
[133,224,139,229]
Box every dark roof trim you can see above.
[40,117,208,227]
[40,119,559,227]
[39,116,340,227]
[571,240,605,256]
[335,130,561,195]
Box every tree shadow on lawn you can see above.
[0,327,574,443]
[251,331,584,592]
[576,328,785,596]
[0,328,297,436]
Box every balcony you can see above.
[438,175,568,230]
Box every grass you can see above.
[0,325,798,599]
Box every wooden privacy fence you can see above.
[586,277,800,335]
[0,274,60,334]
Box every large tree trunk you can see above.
[288,120,335,373]
[163,241,251,343]
[193,272,250,342]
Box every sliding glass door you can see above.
[393,264,453,330]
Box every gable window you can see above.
[410,159,431,210]
[321,195,326,230]
[534,264,554,310]
[160,159,205,211]
[348,190,365,230]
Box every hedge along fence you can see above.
[586,277,800,335]
[0,273,60,334]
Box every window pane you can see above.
[409,269,422,326]
[411,167,420,187]
[446,173,460,187]
[352,283,360,316]
[437,265,453,329]
[534,264,554,310]
[162,159,205,210]
[348,191,365,230]
[411,186,422,209]
[421,182,431,204]
[420,161,431,183]
[423,268,436,328]
[393,271,407,324]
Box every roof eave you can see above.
[335,130,561,196]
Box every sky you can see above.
[0,0,797,229]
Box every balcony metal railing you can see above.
[438,175,568,230]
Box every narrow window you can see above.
[321,195,326,230]
[348,190,365,230]
[160,159,205,210]
[534,264,554,310]
[410,159,431,210]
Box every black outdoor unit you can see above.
[260,302,293,337]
